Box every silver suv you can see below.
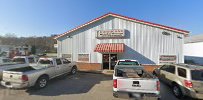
[153,64,203,99]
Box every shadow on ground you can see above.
[160,80,196,100]
[26,72,112,96]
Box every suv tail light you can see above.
[113,79,117,88]
[184,80,193,88]
[22,75,28,81]
[157,81,160,91]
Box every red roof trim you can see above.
[54,12,189,39]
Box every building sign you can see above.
[96,29,125,38]
[78,54,89,62]
[159,55,176,64]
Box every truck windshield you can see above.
[38,59,53,65]
[118,61,139,65]
[13,58,26,64]
[191,70,203,81]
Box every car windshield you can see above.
[191,70,203,81]
[118,61,139,65]
[13,58,26,64]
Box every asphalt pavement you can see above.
[0,72,194,100]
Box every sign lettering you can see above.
[96,29,125,38]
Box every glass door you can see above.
[102,54,117,70]
[102,54,109,69]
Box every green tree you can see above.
[31,45,36,54]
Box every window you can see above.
[39,59,53,65]
[78,54,89,62]
[13,58,26,64]
[56,59,62,65]
[160,65,175,74]
[2,58,11,63]
[191,70,203,81]
[28,57,35,63]
[62,59,70,64]
[178,68,187,78]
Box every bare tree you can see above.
[0,34,56,54]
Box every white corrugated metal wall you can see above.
[57,16,184,64]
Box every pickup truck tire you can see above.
[71,66,77,75]
[172,84,183,99]
[113,92,118,98]
[34,76,49,89]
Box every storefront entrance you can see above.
[102,54,117,70]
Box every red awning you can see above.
[94,43,124,53]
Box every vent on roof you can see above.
[162,31,171,36]
[177,35,183,39]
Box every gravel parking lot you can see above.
[0,72,193,100]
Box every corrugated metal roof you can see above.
[54,12,189,39]
[185,34,203,43]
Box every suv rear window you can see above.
[178,68,187,78]
[118,61,139,65]
[191,70,203,81]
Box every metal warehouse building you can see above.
[54,13,189,70]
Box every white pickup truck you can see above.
[1,57,77,89]
[113,59,161,100]
[0,56,38,80]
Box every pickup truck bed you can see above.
[1,57,77,89]
[8,66,35,72]
[113,65,160,99]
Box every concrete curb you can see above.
[78,70,114,75]
[78,70,102,74]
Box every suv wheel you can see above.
[153,71,157,76]
[172,84,183,99]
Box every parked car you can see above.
[12,56,38,65]
[153,64,203,99]
[0,56,38,80]
[113,59,160,100]
[1,57,77,89]
[0,57,12,65]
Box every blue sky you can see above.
[0,0,202,37]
